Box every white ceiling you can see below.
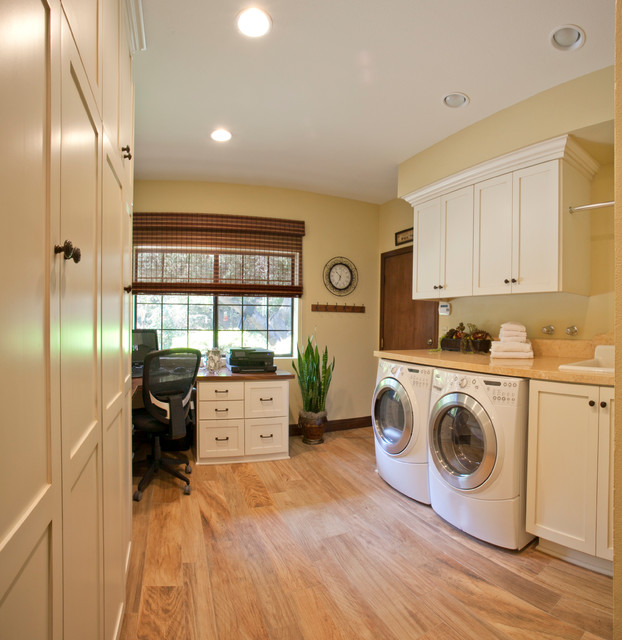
[132,0,615,205]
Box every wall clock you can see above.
[323,256,358,296]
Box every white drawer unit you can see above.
[196,376,291,464]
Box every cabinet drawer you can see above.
[245,381,288,418]
[245,417,288,456]
[199,420,244,457]
[199,400,244,420]
[198,381,244,401]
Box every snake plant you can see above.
[292,337,335,413]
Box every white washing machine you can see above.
[371,359,433,504]
[427,368,534,549]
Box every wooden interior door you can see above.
[380,247,438,350]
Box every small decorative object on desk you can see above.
[206,348,221,373]
[440,322,492,354]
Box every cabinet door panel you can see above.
[513,161,559,293]
[473,174,513,295]
[596,387,614,561]
[441,186,473,297]
[413,198,441,298]
[60,20,103,640]
[0,3,63,636]
[526,381,598,554]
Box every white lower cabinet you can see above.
[197,378,290,463]
[526,381,613,568]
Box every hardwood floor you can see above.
[120,428,613,640]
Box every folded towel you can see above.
[490,351,534,359]
[490,340,532,352]
[499,330,528,342]
[500,322,527,331]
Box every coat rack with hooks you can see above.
[312,303,365,313]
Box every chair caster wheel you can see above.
[133,490,142,502]
[184,484,191,495]
[185,464,192,474]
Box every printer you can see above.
[226,347,276,373]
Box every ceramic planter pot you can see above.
[299,410,327,444]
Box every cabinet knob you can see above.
[433,285,439,290]
[54,239,81,263]
[589,400,596,407]
[122,145,132,160]
[511,278,517,284]
[438,285,443,290]
[504,278,510,284]
[600,401,607,408]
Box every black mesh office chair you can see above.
[132,329,159,375]
[132,347,201,501]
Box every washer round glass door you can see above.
[428,392,496,490]
[372,377,414,455]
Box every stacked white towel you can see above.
[490,322,534,359]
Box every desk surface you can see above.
[132,367,294,395]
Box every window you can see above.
[134,294,296,357]
[132,213,304,358]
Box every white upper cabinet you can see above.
[413,186,473,299]
[404,135,598,299]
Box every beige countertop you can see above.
[374,342,614,387]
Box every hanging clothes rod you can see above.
[569,200,614,213]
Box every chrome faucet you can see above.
[565,325,579,336]
[541,325,555,335]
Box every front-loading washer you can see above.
[427,368,534,549]
[371,359,433,504]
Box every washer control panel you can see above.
[483,379,521,406]
[436,371,523,406]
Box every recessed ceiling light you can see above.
[550,25,585,51]
[210,128,232,142]
[237,7,272,38]
[442,92,470,108]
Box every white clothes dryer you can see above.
[427,368,534,549]
[371,359,433,504]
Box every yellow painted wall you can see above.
[383,68,615,342]
[613,2,621,631]
[133,180,380,423]
[398,67,614,197]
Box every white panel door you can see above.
[440,185,474,298]
[101,137,132,640]
[473,173,513,295]
[413,197,441,298]
[526,381,599,555]
[512,160,560,293]
[0,1,62,637]
[60,19,104,640]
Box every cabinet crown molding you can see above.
[402,135,600,207]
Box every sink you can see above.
[558,345,615,373]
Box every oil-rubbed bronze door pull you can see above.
[54,239,81,263]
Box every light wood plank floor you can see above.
[120,428,613,640]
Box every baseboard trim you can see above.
[289,415,371,436]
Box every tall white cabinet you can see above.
[0,1,134,638]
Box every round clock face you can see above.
[323,257,358,296]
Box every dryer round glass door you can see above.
[429,392,496,490]
[372,377,414,454]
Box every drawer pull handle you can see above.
[260,397,273,402]
[215,436,229,442]
[260,434,274,439]
[214,389,229,394]
[215,408,229,413]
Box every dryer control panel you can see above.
[433,370,525,407]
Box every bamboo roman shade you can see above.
[132,213,305,297]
